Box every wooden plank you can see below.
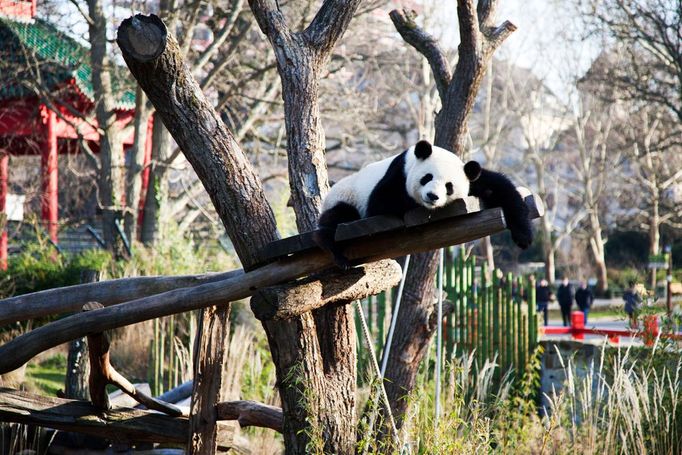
[0,387,188,444]
[0,195,543,375]
[403,197,480,227]
[261,193,542,261]
[335,215,404,241]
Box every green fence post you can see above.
[478,261,490,363]
[492,271,501,384]
[377,291,386,352]
[505,273,513,377]
[528,275,537,352]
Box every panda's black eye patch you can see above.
[446,182,454,196]
[420,174,433,185]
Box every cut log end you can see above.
[117,14,167,62]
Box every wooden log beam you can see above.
[0,270,242,326]
[0,196,543,374]
[0,387,188,443]
[216,400,283,433]
[251,259,402,320]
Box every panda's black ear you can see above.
[464,161,482,181]
[414,140,432,160]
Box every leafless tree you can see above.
[580,0,682,122]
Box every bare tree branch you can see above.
[389,9,451,101]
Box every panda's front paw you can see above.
[511,229,533,250]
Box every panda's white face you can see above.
[405,142,469,209]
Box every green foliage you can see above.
[0,241,111,299]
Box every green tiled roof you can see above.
[0,17,135,109]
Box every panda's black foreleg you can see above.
[313,202,362,270]
[466,164,534,249]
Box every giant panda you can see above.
[314,140,533,269]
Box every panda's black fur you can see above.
[315,141,533,269]
[464,161,533,251]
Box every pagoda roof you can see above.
[0,16,135,110]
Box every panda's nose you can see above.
[427,192,439,202]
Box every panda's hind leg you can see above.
[313,202,361,270]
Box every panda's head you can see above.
[405,140,470,209]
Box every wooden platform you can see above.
[263,193,541,262]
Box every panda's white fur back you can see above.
[322,156,394,217]
[322,143,468,217]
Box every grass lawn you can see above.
[25,354,66,396]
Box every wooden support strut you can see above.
[0,194,543,374]
[83,302,184,417]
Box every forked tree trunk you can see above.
[383,2,516,430]
[118,6,363,452]
[248,1,361,451]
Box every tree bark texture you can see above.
[141,120,173,245]
[64,271,100,400]
[117,15,279,266]
[87,0,127,257]
[248,2,362,452]
[189,305,231,453]
[124,86,151,242]
[384,1,516,430]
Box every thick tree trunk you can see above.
[87,0,126,258]
[383,2,516,431]
[248,2,362,452]
[141,121,173,245]
[124,86,151,242]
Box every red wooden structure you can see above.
[0,0,153,269]
[542,311,682,346]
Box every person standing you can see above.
[575,280,594,325]
[536,278,552,326]
[623,280,642,329]
[557,277,574,327]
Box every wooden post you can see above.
[65,270,100,400]
[0,153,8,270]
[40,105,58,244]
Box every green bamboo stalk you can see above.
[153,317,160,396]
[521,314,527,374]
[367,295,374,338]
[481,262,488,366]
[516,278,523,378]
[168,314,175,390]
[528,276,537,352]
[377,291,386,352]
[458,251,465,357]
[492,272,500,384]
[505,273,513,377]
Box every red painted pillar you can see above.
[40,106,58,243]
[137,114,154,233]
[0,153,8,270]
